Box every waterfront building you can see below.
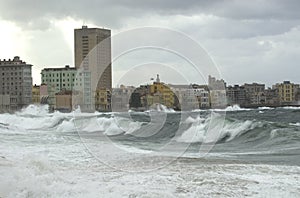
[226,85,247,106]
[148,75,175,109]
[41,65,78,110]
[275,81,300,105]
[74,26,112,111]
[55,90,73,112]
[111,85,135,112]
[129,85,150,111]
[169,84,210,110]
[264,88,280,106]
[95,88,111,112]
[295,88,300,105]
[32,84,40,104]
[128,78,177,111]
[0,56,32,112]
[169,84,189,109]
[208,76,227,108]
[40,84,48,104]
[244,83,266,106]
[208,75,226,90]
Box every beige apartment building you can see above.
[74,25,112,90]
[74,26,112,111]
[276,81,300,104]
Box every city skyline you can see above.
[0,1,300,86]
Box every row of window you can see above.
[0,67,29,71]
[42,73,76,77]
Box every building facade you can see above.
[111,85,135,112]
[276,81,300,104]
[32,84,40,104]
[74,26,112,111]
[244,83,266,106]
[0,56,32,112]
[55,90,73,112]
[226,85,247,106]
[208,76,227,108]
[41,65,78,110]
[95,88,111,112]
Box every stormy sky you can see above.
[0,0,300,87]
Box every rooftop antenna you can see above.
[82,21,87,29]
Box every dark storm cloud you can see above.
[1,0,300,85]
[1,0,300,30]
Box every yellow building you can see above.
[148,75,175,108]
[95,88,111,111]
[277,81,299,103]
[32,85,40,104]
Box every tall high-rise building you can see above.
[0,56,32,112]
[74,25,112,90]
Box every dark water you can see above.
[104,108,300,166]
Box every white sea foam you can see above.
[258,106,274,110]
[1,152,299,197]
[290,123,300,126]
[177,118,261,143]
[281,106,300,110]
[0,105,300,197]
[213,105,252,112]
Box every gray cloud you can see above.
[0,0,299,85]
[1,0,300,30]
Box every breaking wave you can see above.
[1,105,300,155]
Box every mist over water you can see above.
[1,105,300,197]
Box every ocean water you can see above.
[0,105,300,197]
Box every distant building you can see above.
[295,88,300,105]
[226,85,247,106]
[244,83,266,106]
[95,88,111,112]
[169,84,190,110]
[129,74,176,111]
[208,75,226,90]
[265,88,280,106]
[55,90,73,112]
[208,75,227,108]
[0,95,10,112]
[275,81,300,105]
[32,84,40,104]
[40,83,48,104]
[112,85,135,112]
[129,85,149,111]
[148,75,175,109]
[74,26,112,111]
[0,56,32,112]
[41,65,78,110]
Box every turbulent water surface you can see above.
[0,105,300,197]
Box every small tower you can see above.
[156,74,160,83]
